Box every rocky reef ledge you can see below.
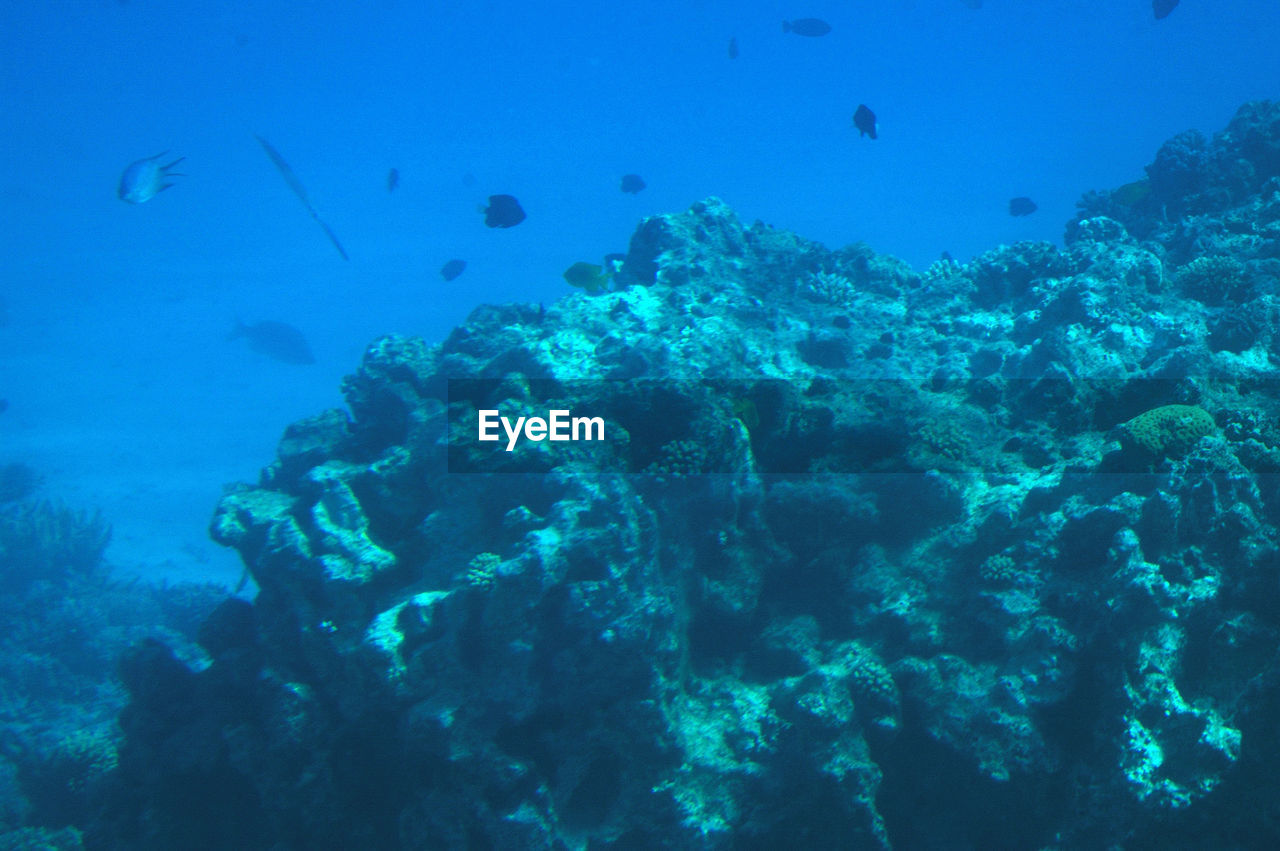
[101,102,1280,848]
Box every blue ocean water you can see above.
[5,3,1280,848]
[1,0,1276,584]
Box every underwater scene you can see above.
[4,1,1280,848]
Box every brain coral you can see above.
[1121,405,1216,457]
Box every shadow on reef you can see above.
[46,100,1280,848]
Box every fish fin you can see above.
[158,183,177,192]
[149,150,170,160]
[162,157,186,170]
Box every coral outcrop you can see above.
[97,101,1280,848]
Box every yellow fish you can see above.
[563,262,610,294]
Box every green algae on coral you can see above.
[1121,404,1216,457]
[465,551,502,588]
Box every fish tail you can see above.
[315,216,349,261]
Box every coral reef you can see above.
[1120,404,1217,457]
[1076,100,1280,253]
[0,493,226,846]
[86,101,1280,848]
[0,502,110,587]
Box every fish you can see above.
[853,105,878,139]
[1008,197,1038,216]
[1153,0,1178,19]
[228,319,315,365]
[620,174,646,194]
[728,36,739,59]
[961,0,982,8]
[563,262,610,294]
[440,259,467,281]
[117,151,185,204]
[482,194,526,228]
[1111,179,1152,206]
[782,18,831,37]
[254,135,349,260]
[387,168,400,192]
[0,399,7,415]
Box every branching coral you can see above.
[1173,255,1251,305]
[0,501,110,587]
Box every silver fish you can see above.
[117,151,185,204]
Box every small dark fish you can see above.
[1153,0,1178,19]
[620,174,646,194]
[228,320,315,365]
[782,18,831,37]
[563,262,610,294]
[728,36,739,59]
[1009,197,1038,217]
[118,151,185,204]
[387,168,400,192]
[853,104,877,139]
[482,194,526,228]
[0,399,7,415]
[940,251,954,263]
[440,259,467,281]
